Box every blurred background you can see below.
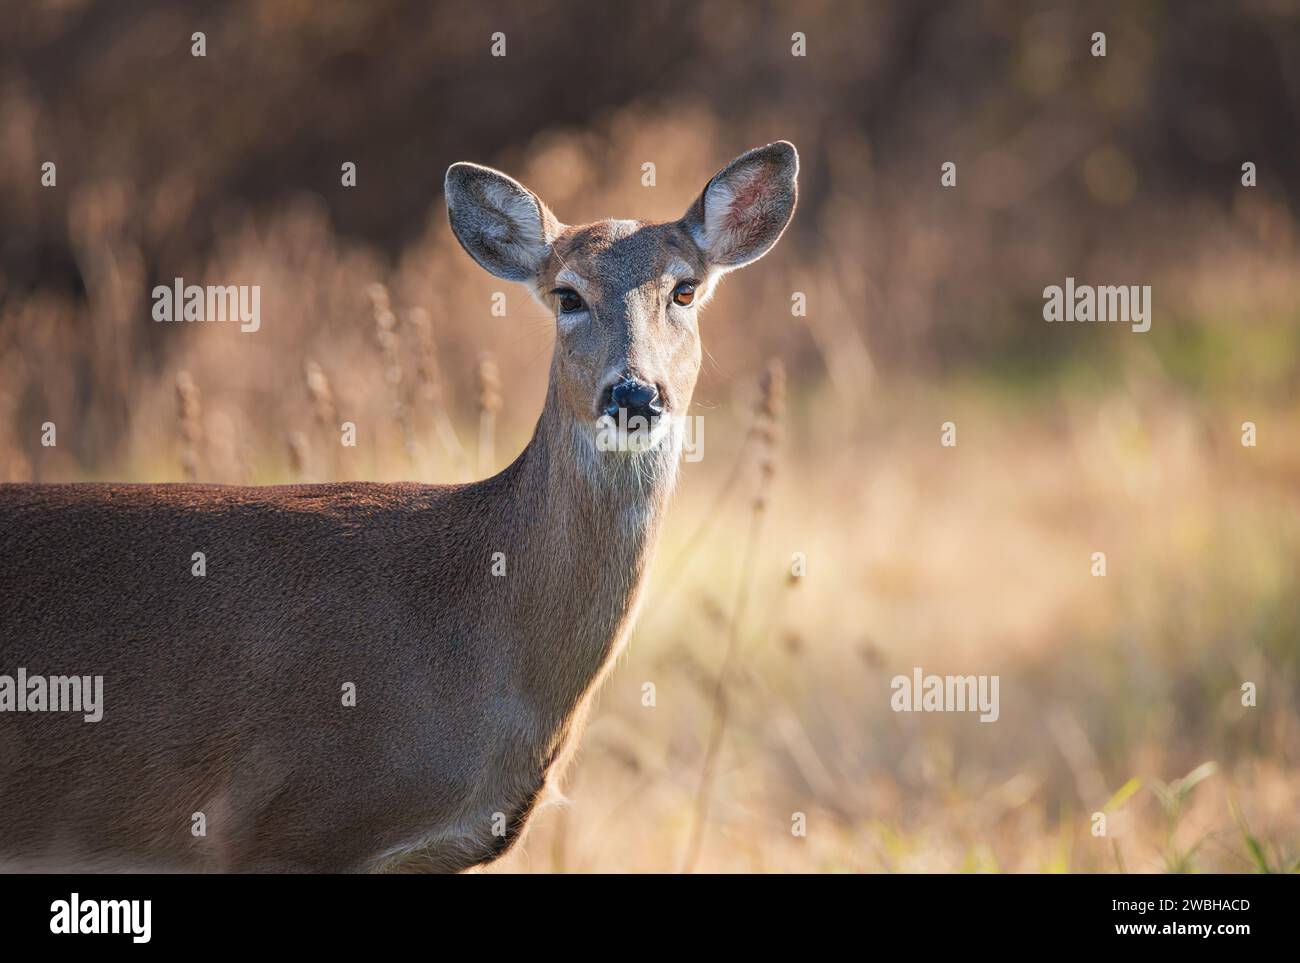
[1,0,1297,872]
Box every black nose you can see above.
[605,378,662,419]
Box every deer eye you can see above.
[672,281,696,307]
[555,289,585,314]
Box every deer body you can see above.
[0,143,797,871]
[0,390,668,871]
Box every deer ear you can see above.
[445,163,562,282]
[682,141,798,271]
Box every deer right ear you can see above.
[445,163,561,282]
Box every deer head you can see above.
[444,142,798,462]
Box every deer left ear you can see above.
[681,141,799,271]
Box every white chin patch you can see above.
[594,413,674,454]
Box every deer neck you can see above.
[500,375,683,739]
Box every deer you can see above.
[0,141,798,872]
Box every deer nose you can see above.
[604,378,663,420]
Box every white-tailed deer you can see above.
[0,142,798,872]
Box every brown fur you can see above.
[0,143,797,871]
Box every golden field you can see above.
[2,0,1297,872]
